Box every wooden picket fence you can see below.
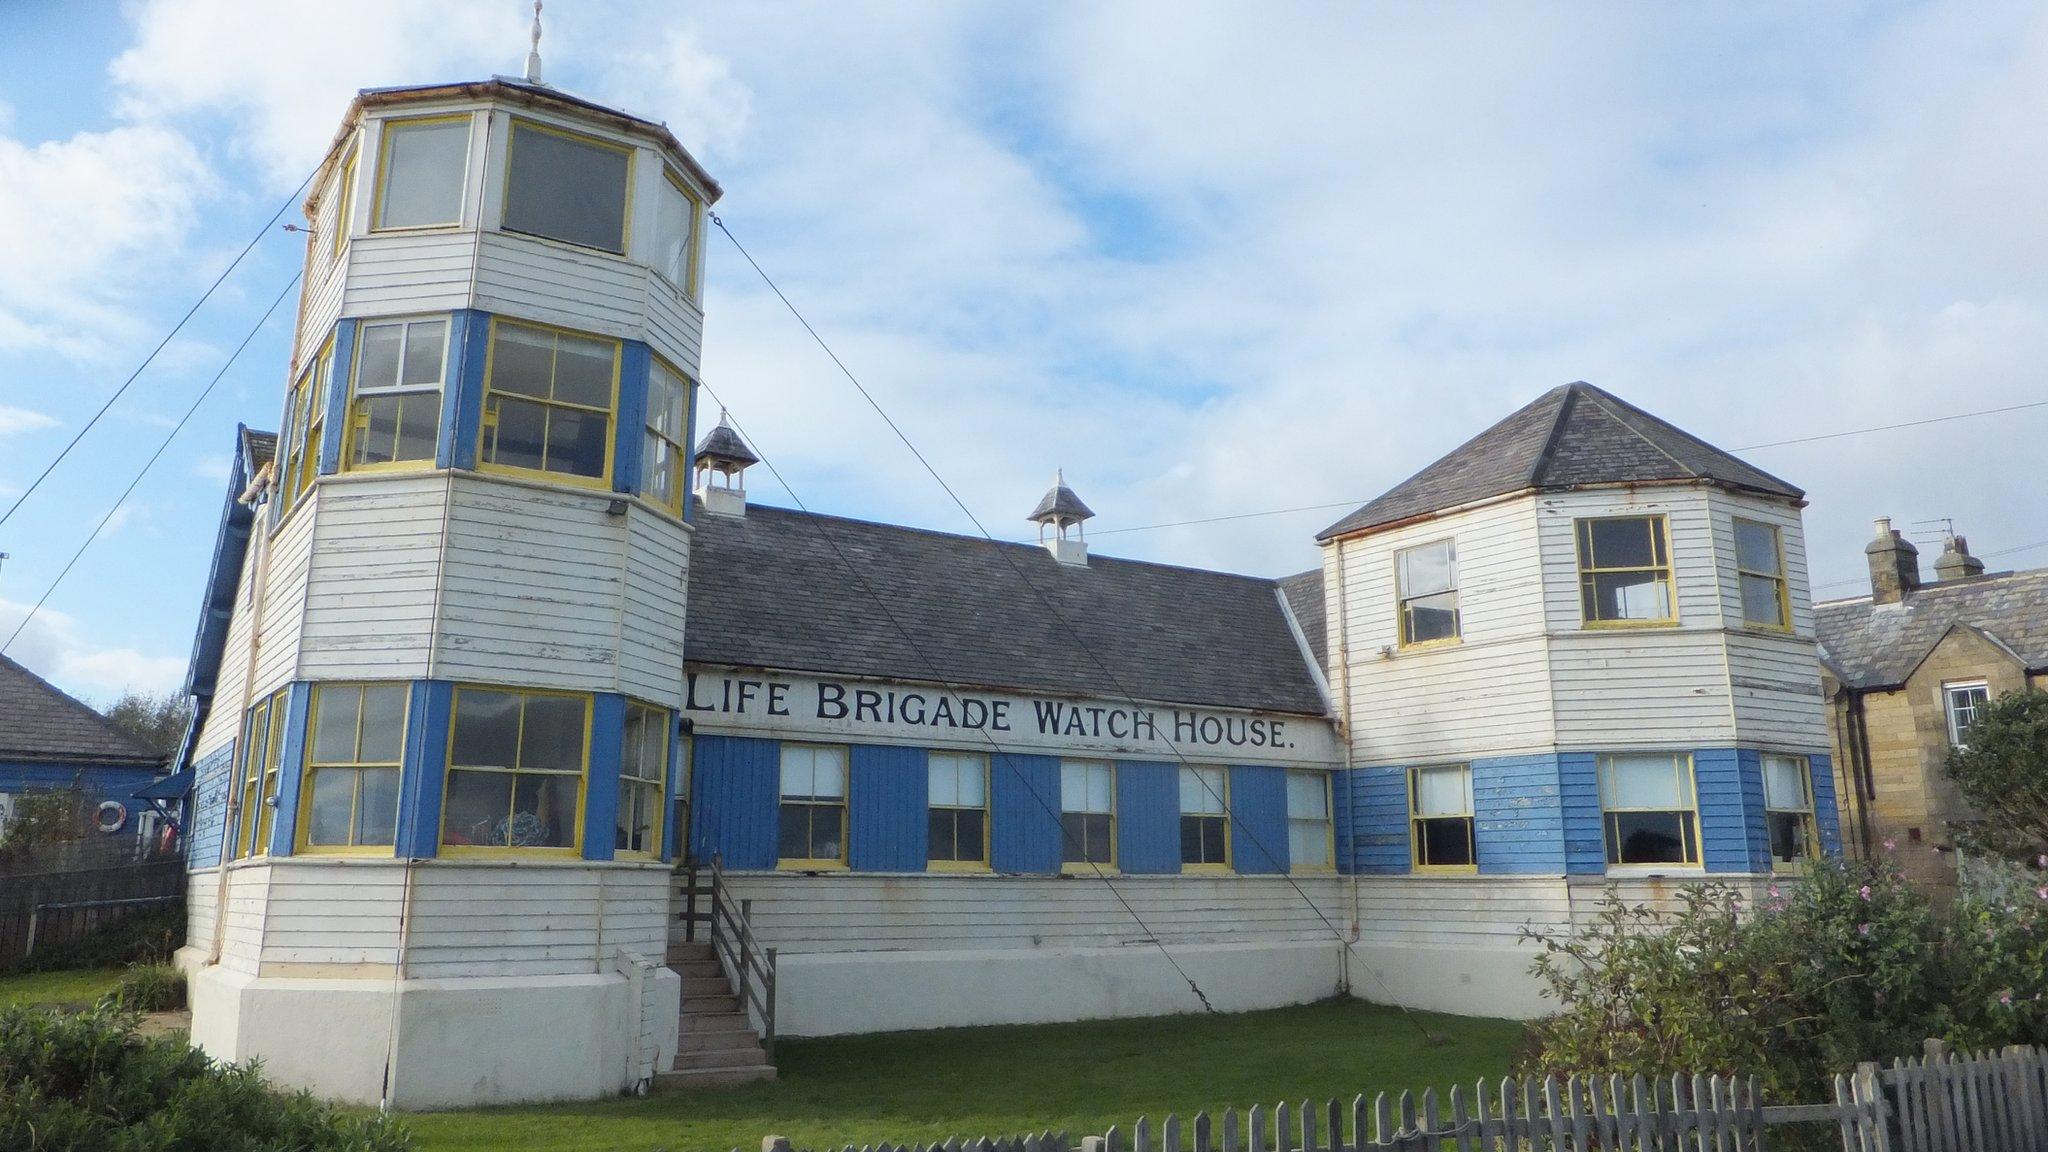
[759,1044,2048,1152]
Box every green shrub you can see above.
[0,1004,413,1151]
[1518,853,2048,1103]
[107,964,185,1013]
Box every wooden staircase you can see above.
[655,861,778,1089]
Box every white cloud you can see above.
[0,598,185,697]
[0,405,59,437]
[189,453,231,483]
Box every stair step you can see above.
[673,1045,775,1071]
[677,1027,766,1055]
[680,974,731,997]
[683,992,741,1015]
[654,1063,778,1090]
[667,942,714,961]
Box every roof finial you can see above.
[524,1,545,85]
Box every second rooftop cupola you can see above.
[1029,470,1094,567]
[693,412,758,518]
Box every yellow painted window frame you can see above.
[500,116,636,256]
[1059,758,1117,874]
[342,316,449,475]
[639,357,692,514]
[777,742,849,871]
[1177,764,1232,875]
[370,113,472,233]
[651,167,705,299]
[1394,538,1461,650]
[295,682,406,857]
[1576,514,1679,629]
[438,685,592,858]
[329,144,358,262]
[617,701,670,861]
[925,751,991,873]
[234,689,288,860]
[1408,763,1477,874]
[1761,752,1818,873]
[1597,752,1702,868]
[476,317,621,490]
[277,337,334,522]
[1733,517,1792,633]
[1286,769,1338,875]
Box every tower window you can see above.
[640,360,690,512]
[1600,753,1699,867]
[502,120,630,255]
[927,751,988,869]
[346,317,445,469]
[1060,760,1115,870]
[233,689,288,859]
[277,338,333,518]
[1577,515,1676,625]
[652,170,701,296]
[1734,518,1791,631]
[329,144,357,262]
[1395,539,1459,646]
[1178,765,1230,871]
[1410,763,1474,870]
[778,744,847,867]
[1762,753,1815,870]
[373,116,470,231]
[302,683,405,852]
[1287,770,1334,872]
[441,687,588,853]
[618,703,669,859]
[480,320,618,485]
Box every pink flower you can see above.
[2037,887,2047,901]
[2001,993,2014,1006]
[1768,885,1782,899]
[1860,885,1873,901]
[2037,854,2047,868]
[1858,923,1872,937]
[1882,838,1897,852]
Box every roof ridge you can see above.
[1573,385,1702,480]
[1526,383,1581,489]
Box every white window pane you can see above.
[1604,755,1684,809]
[1180,767,1224,815]
[1763,756,1806,810]
[654,178,694,287]
[1287,771,1328,819]
[1616,576,1672,619]
[1414,765,1470,817]
[814,747,847,798]
[1399,542,1455,597]
[928,758,959,807]
[780,747,812,797]
[401,320,446,387]
[1060,763,1086,810]
[1290,820,1332,868]
[378,119,469,228]
[1735,520,1781,575]
[357,324,404,390]
[956,758,986,807]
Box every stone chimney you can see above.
[1028,470,1094,567]
[692,411,759,519]
[1934,532,1986,582]
[1865,516,1921,604]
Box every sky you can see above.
[1,0,2045,705]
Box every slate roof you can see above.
[1028,475,1094,525]
[685,503,1328,715]
[0,654,160,767]
[1278,569,1327,671]
[1317,382,1804,541]
[694,419,758,469]
[1817,568,2048,690]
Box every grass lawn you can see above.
[0,967,126,1009]
[405,1000,1522,1152]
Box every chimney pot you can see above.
[1865,515,1920,604]
[1934,532,1986,582]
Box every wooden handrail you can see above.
[677,855,777,1060]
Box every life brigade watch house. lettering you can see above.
[169,70,1840,1108]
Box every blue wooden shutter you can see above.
[1227,764,1288,874]
[689,735,778,870]
[849,744,928,872]
[1114,761,1178,874]
[990,753,1060,874]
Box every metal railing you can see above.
[680,854,778,1060]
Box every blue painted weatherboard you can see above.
[612,341,652,496]
[1331,766,1356,874]
[1558,752,1605,874]
[1472,754,1567,874]
[581,694,627,861]
[316,318,357,474]
[186,743,236,869]
[1113,761,1178,875]
[395,680,453,860]
[266,683,313,858]
[848,744,928,872]
[990,753,1061,874]
[689,735,779,870]
[1341,766,1410,874]
[442,309,491,470]
[1694,747,1761,873]
[1228,764,1288,874]
[1810,751,1842,856]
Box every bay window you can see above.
[441,687,588,853]
[1599,753,1699,866]
[778,744,847,867]
[1178,765,1229,871]
[1060,760,1115,870]
[617,702,668,859]
[233,689,287,859]
[1577,515,1675,625]
[502,119,631,254]
[1410,763,1474,870]
[1735,518,1790,630]
[346,317,445,469]
[277,339,332,517]
[652,170,701,295]
[1286,770,1334,872]
[1762,753,1815,870]
[1396,539,1460,646]
[301,683,405,852]
[479,320,618,484]
[926,751,988,869]
[373,116,470,230]
[640,360,690,512]
[329,145,356,261]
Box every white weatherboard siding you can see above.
[1547,630,1736,748]
[341,232,477,320]
[1534,488,1727,633]
[297,474,447,681]
[250,501,317,700]
[1328,496,1558,765]
[621,508,689,707]
[1725,632,1828,747]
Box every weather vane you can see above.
[524,1,545,85]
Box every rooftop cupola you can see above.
[1029,469,1094,567]
[694,411,759,518]
[1933,531,1986,582]
[1865,516,1922,605]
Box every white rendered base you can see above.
[187,963,680,1108]
[1344,940,1552,1019]
[774,939,1343,1036]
